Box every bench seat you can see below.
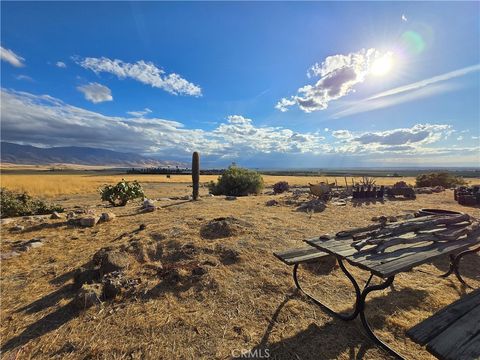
[274,247,329,265]
[407,288,480,360]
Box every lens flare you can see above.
[371,53,394,76]
[401,31,425,54]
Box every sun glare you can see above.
[371,54,394,76]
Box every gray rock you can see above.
[79,216,100,227]
[50,211,63,219]
[331,200,347,206]
[265,199,279,206]
[100,212,116,222]
[225,196,237,201]
[143,199,155,208]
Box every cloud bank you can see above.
[76,57,202,97]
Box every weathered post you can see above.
[192,151,200,200]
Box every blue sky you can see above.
[1,1,479,168]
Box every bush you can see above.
[415,172,466,188]
[273,181,290,194]
[100,180,145,206]
[393,181,410,188]
[0,188,64,218]
[208,166,264,196]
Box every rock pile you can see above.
[200,217,250,239]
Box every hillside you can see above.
[0,142,181,167]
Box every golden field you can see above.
[0,175,479,359]
[1,172,478,198]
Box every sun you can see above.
[371,54,394,76]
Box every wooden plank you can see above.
[407,289,480,345]
[426,305,480,360]
[371,236,480,278]
[273,247,328,265]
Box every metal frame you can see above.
[440,245,480,286]
[293,257,404,359]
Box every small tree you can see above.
[209,166,264,196]
[100,180,145,206]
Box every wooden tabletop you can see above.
[407,288,480,360]
[305,230,480,278]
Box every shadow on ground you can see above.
[234,286,429,360]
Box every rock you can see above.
[206,194,215,197]
[139,224,147,231]
[1,251,21,260]
[415,187,433,194]
[79,216,100,227]
[225,196,237,201]
[331,200,347,206]
[143,199,155,208]
[66,211,76,219]
[180,195,192,201]
[99,251,130,274]
[11,225,25,232]
[73,284,103,310]
[50,211,63,219]
[101,212,116,222]
[27,240,44,249]
[296,199,326,213]
[102,271,140,299]
[140,206,156,213]
[265,199,279,207]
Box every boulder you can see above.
[73,284,103,310]
[265,199,279,207]
[101,212,116,222]
[80,216,100,227]
[50,211,63,219]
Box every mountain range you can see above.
[0,142,181,167]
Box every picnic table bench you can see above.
[407,288,480,360]
[274,214,480,359]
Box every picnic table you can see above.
[298,228,480,359]
[407,288,480,360]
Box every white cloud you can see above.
[77,82,113,104]
[15,75,33,82]
[401,14,408,22]
[324,128,329,132]
[76,57,202,97]
[457,135,464,141]
[276,48,392,112]
[56,61,67,68]
[368,64,480,100]
[0,46,25,67]
[0,89,328,158]
[331,124,453,154]
[127,108,152,117]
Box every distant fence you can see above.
[126,167,225,175]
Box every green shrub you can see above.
[415,172,466,188]
[208,166,264,196]
[100,180,145,206]
[0,188,64,218]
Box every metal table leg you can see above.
[358,276,404,359]
[293,257,362,321]
[440,245,480,286]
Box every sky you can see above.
[1,1,479,168]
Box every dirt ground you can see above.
[1,179,479,360]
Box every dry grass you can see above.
[0,179,479,360]
[1,173,478,198]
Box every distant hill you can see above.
[0,142,182,167]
